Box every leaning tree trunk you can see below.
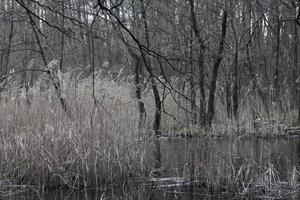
[117,21,147,130]
[20,1,71,118]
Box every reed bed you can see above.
[0,69,298,198]
[0,75,150,192]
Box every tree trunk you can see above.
[232,43,239,122]
[0,1,14,101]
[134,56,147,130]
[59,0,65,71]
[225,76,232,119]
[273,8,286,121]
[140,0,162,135]
[188,0,206,126]
[3,11,14,76]
[20,1,71,118]
[126,52,147,130]
[294,14,300,124]
[189,24,197,125]
[115,31,147,130]
[274,9,280,100]
[206,11,228,127]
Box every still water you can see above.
[2,137,300,199]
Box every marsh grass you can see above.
[0,68,298,199]
[151,137,300,199]
[0,74,152,194]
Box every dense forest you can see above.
[0,0,300,199]
[1,0,300,132]
[1,0,300,133]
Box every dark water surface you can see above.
[3,137,300,199]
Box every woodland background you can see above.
[0,0,300,133]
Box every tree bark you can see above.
[207,11,228,128]
[189,22,197,125]
[188,0,206,126]
[3,9,14,76]
[59,0,65,71]
[232,42,239,122]
[294,12,300,123]
[225,74,232,119]
[134,56,147,129]
[140,0,162,135]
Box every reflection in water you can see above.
[2,137,300,200]
[298,141,300,166]
[149,137,300,199]
[154,139,162,177]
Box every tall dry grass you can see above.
[0,71,151,191]
[0,65,297,194]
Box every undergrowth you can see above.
[0,62,298,196]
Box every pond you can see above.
[2,137,300,199]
